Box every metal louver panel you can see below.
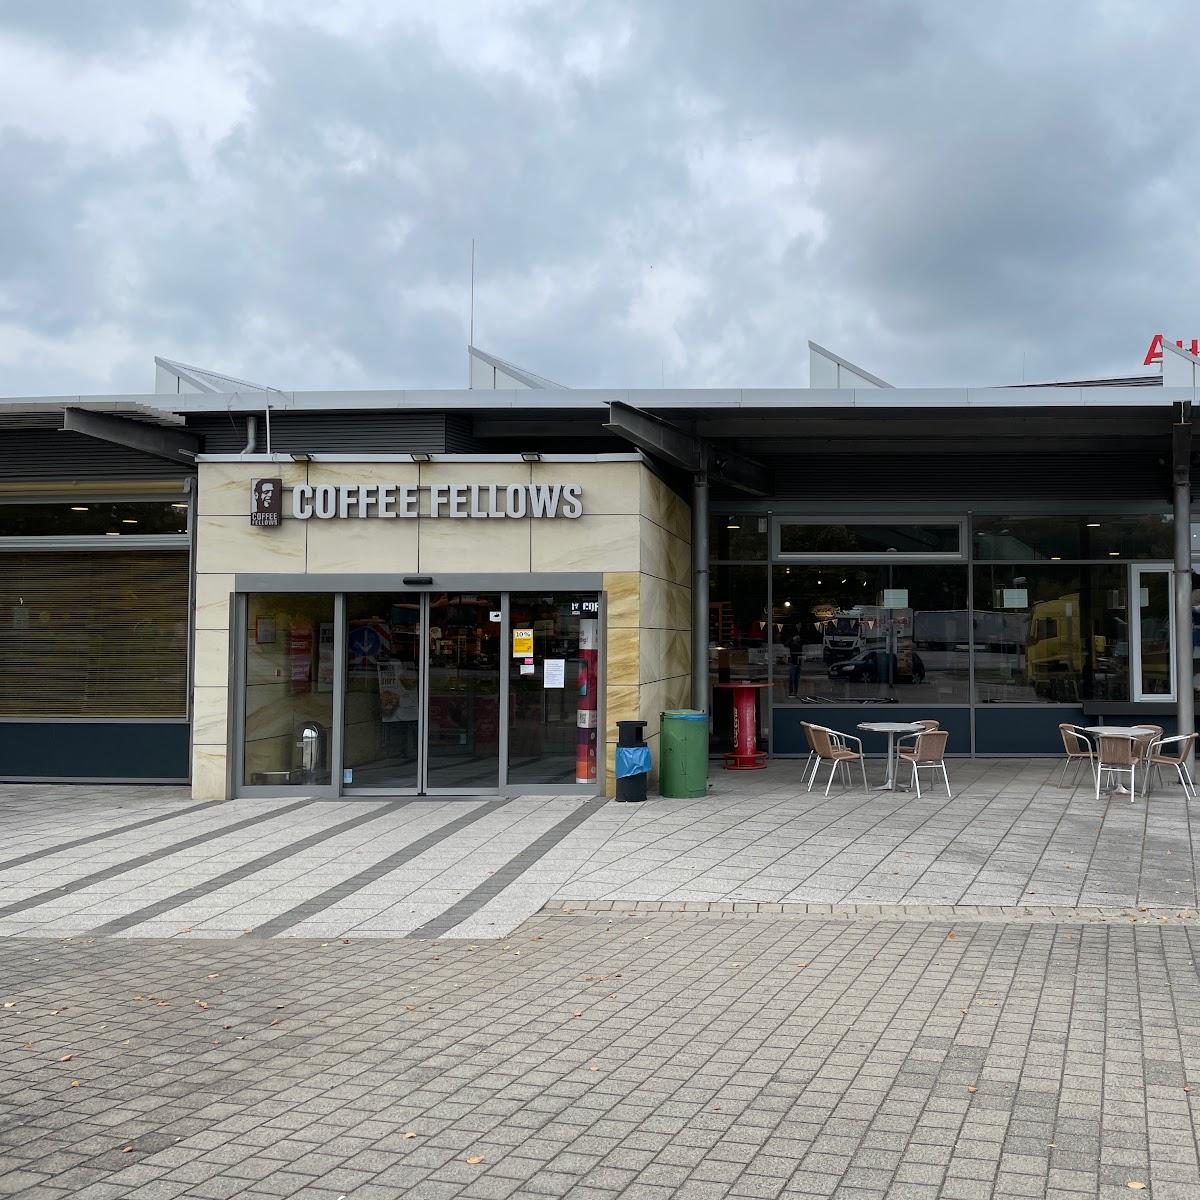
[0,431,192,482]
[187,412,452,454]
[0,551,190,717]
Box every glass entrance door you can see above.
[342,593,422,790]
[342,591,502,793]
[424,592,502,791]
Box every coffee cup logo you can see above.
[250,478,282,527]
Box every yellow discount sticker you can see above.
[512,628,534,656]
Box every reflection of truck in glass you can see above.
[916,610,1027,651]
[821,607,890,664]
[1024,594,1125,701]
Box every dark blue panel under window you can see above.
[0,721,190,780]
[772,707,970,756]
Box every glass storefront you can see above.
[240,588,599,794]
[711,510,1179,757]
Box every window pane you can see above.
[972,565,1129,703]
[508,594,598,785]
[0,501,189,537]
[779,522,960,556]
[973,514,1172,561]
[244,593,335,785]
[343,593,421,789]
[710,513,767,560]
[771,564,969,704]
[1137,572,1171,697]
[709,565,769,752]
[0,550,189,716]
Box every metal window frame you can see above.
[772,515,967,562]
[1130,563,1177,703]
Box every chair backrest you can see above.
[1097,735,1136,766]
[807,724,837,760]
[1133,725,1164,754]
[911,730,948,763]
[916,719,939,731]
[1059,723,1090,755]
[800,721,816,752]
[1154,732,1197,765]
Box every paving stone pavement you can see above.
[3,912,1199,1199]
[2,758,1198,941]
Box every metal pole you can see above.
[1172,410,1194,767]
[692,473,709,712]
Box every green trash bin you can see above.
[660,709,709,798]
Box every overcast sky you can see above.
[2,1,1199,396]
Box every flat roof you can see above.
[1,384,1196,419]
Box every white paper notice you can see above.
[544,658,566,689]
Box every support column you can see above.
[691,473,709,712]
[1172,412,1193,764]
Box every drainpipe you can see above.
[692,472,709,712]
[1172,409,1193,766]
[242,414,259,455]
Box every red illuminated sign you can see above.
[1145,334,1200,366]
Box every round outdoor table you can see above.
[857,721,924,791]
[1082,725,1156,795]
[714,681,770,769]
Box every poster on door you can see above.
[377,662,419,722]
[286,625,313,695]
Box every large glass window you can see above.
[244,593,336,786]
[778,521,962,558]
[710,513,768,560]
[709,564,769,752]
[770,564,969,705]
[974,514,1172,561]
[0,501,189,537]
[0,550,189,717]
[972,565,1128,703]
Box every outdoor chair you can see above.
[1141,733,1198,799]
[1057,723,1095,787]
[799,721,818,786]
[896,719,939,756]
[897,729,951,798]
[806,724,869,796]
[1094,734,1138,801]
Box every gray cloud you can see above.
[1,0,1199,395]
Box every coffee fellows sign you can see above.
[249,479,583,525]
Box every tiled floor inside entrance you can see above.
[1,758,1197,940]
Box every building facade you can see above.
[2,343,1198,798]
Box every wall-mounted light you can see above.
[520,451,541,462]
[410,452,432,463]
[289,452,312,463]
[70,506,89,512]
[1086,522,1101,528]
[726,522,740,531]
[121,519,138,525]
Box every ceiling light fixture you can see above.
[121,519,138,524]
[70,506,89,512]
[1086,522,1101,528]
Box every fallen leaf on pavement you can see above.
[121,1146,133,1153]
[1127,1184,1146,1191]
[2,1002,14,1009]
[69,1080,80,1088]
[466,1156,484,1164]
[196,1001,209,1009]
[59,1054,72,1062]
[967,1086,977,1094]
[403,1131,417,1139]
[947,932,957,940]
[270,1018,281,1026]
